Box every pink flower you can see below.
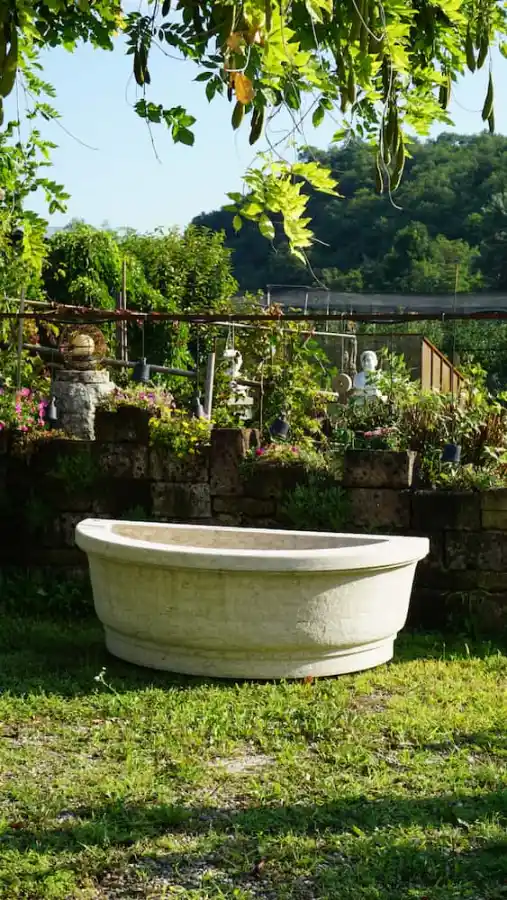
[255,447,266,456]
[20,388,31,398]
[15,404,21,414]
[20,426,28,432]
[291,446,299,453]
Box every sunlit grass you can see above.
[0,607,506,899]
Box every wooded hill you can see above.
[194,133,507,297]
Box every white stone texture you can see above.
[76,519,429,680]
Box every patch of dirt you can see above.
[96,855,282,899]
[349,691,391,714]
[209,752,275,775]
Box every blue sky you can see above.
[19,40,507,232]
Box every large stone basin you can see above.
[75,519,429,679]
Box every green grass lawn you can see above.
[1,606,507,899]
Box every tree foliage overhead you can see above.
[194,133,507,294]
[2,0,507,257]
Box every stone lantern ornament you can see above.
[53,326,114,440]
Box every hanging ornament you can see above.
[270,413,289,440]
[132,319,150,384]
[132,358,150,384]
[193,394,206,419]
[47,396,58,427]
[441,443,461,464]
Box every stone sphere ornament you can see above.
[70,333,95,359]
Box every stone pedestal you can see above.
[53,369,114,440]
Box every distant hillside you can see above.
[193,133,507,296]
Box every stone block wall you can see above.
[0,426,307,569]
[1,425,507,633]
[342,448,507,633]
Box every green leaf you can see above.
[195,72,213,82]
[312,104,325,128]
[259,214,275,240]
[232,214,243,232]
[175,127,195,146]
[205,79,218,102]
[242,201,263,219]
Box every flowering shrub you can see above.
[0,387,49,434]
[247,442,326,471]
[149,410,211,457]
[358,426,400,450]
[98,385,174,414]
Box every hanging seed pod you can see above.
[381,57,390,100]
[465,27,476,72]
[265,0,272,32]
[482,72,493,120]
[488,110,495,133]
[375,154,384,193]
[359,0,369,51]
[249,106,265,144]
[218,4,235,46]
[439,74,450,110]
[336,49,346,83]
[0,25,17,99]
[390,133,406,191]
[231,100,244,129]
[349,0,362,43]
[385,105,398,151]
[347,67,356,104]
[477,34,489,69]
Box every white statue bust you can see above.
[353,350,383,403]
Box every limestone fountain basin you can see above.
[75,519,429,679]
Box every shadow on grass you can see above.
[2,790,507,898]
[1,611,505,698]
